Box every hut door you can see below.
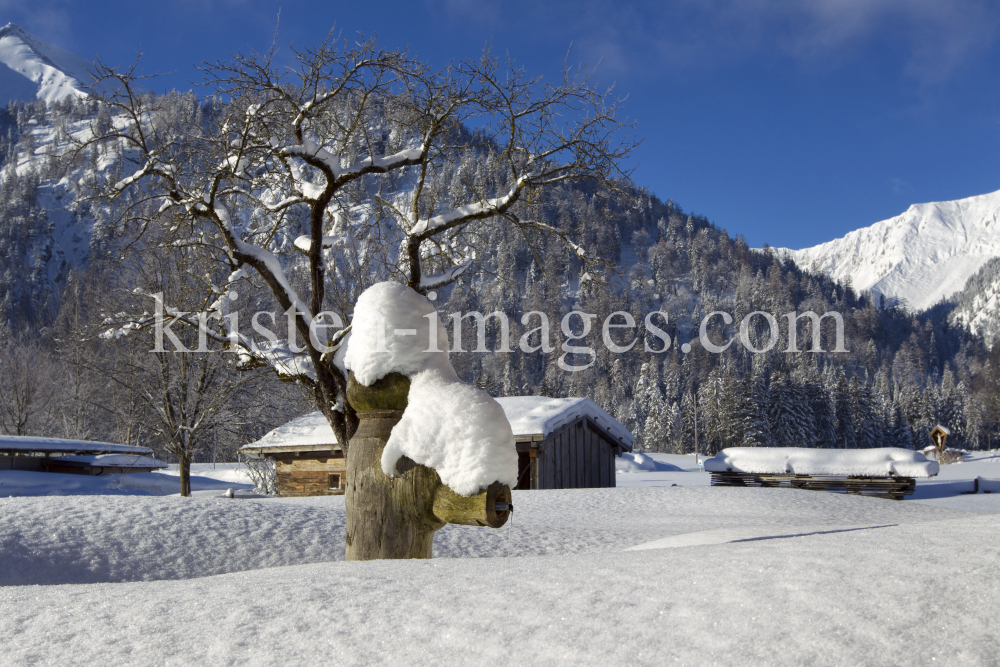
[516,451,532,490]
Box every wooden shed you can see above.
[244,397,633,497]
[0,436,163,474]
[495,397,634,490]
[240,412,345,497]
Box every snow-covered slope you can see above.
[774,189,1000,311]
[0,23,95,104]
[949,257,1000,346]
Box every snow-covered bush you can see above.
[242,455,277,495]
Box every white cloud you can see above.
[0,0,75,50]
[773,0,998,83]
[437,0,999,86]
[890,177,913,195]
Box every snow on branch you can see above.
[293,235,339,254]
[419,261,473,290]
[281,141,425,182]
[210,203,312,321]
[97,289,324,385]
[410,176,528,237]
[254,339,317,382]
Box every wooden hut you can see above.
[240,412,345,497]
[243,397,633,497]
[495,397,633,490]
[0,436,164,474]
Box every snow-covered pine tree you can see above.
[768,372,817,447]
[741,355,772,447]
[832,369,857,449]
[848,376,881,448]
[632,361,663,450]
[890,404,914,450]
[642,397,668,452]
[938,368,963,446]
[796,360,836,448]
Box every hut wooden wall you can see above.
[275,456,347,497]
[535,420,619,490]
[1,456,159,474]
[0,455,44,471]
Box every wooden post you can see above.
[693,392,699,465]
[432,482,511,527]
[344,372,511,561]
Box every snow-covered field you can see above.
[2,453,999,665]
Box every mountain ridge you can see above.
[950,257,1000,346]
[772,188,1000,312]
[0,22,95,104]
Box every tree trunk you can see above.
[344,372,444,560]
[179,452,191,497]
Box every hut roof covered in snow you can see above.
[53,454,167,469]
[0,435,153,456]
[494,397,633,450]
[241,396,634,454]
[240,412,340,455]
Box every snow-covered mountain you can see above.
[773,189,1000,311]
[0,90,125,324]
[950,257,1000,346]
[0,23,95,104]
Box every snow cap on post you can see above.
[385,370,519,496]
[344,281,518,496]
[344,281,452,385]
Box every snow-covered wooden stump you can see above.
[345,371,511,560]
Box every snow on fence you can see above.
[704,447,939,500]
[704,447,939,478]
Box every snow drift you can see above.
[0,469,251,497]
[615,452,682,473]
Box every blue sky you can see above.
[8,0,1000,248]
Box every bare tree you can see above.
[145,348,258,495]
[101,332,153,449]
[84,31,636,552]
[95,243,272,495]
[50,272,106,440]
[0,337,56,436]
